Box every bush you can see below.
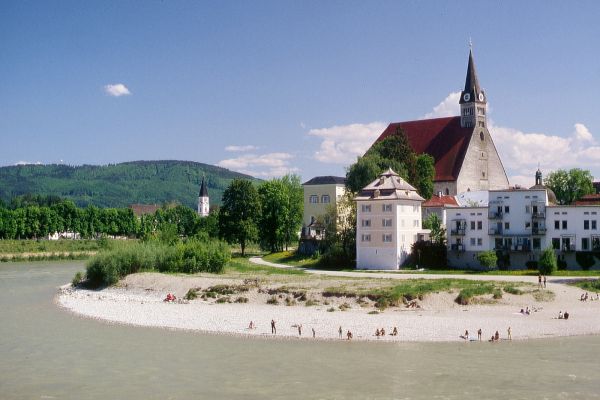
[477,251,498,269]
[72,271,84,287]
[85,239,231,288]
[184,288,199,300]
[410,241,448,268]
[538,247,558,275]
[576,252,595,271]
[266,296,279,305]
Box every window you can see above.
[309,195,318,204]
[382,219,392,227]
[504,222,510,230]
[470,221,476,230]
[361,219,371,227]
[401,234,405,243]
[562,220,568,230]
[477,221,482,230]
[504,206,510,214]
[478,121,485,128]
[321,195,330,204]
[401,219,405,227]
[525,205,530,214]
[382,234,392,243]
[533,238,541,250]
[477,238,483,246]
[593,220,598,230]
[414,220,419,228]
[413,205,419,213]
[361,234,371,242]
[480,131,484,141]
[361,204,371,212]
[554,220,560,229]
[584,220,590,230]
[552,238,560,250]
[382,204,392,212]
[470,238,476,246]
[445,188,450,195]
[582,238,590,251]
[525,222,531,229]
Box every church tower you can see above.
[198,177,209,217]
[459,48,487,129]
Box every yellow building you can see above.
[302,176,347,239]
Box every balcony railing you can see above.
[532,227,546,235]
[450,244,465,252]
[488,227,502,235]
[513,245,532,252]
[488,212,503,219]
[450,228,466,236]
[562,244,576,253]
[532,212,546,219]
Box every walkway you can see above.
[249,257,582,285]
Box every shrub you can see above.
[266,296,279,305]
[235,296,249,303]
[538,247,558,275]
[72,271,84,287]
[184,288,199,300]
[503,285,523,295]
[477,251,498,269]
[455,283,495,305]
[305,299,319,307]
[284,296,297,306]
[576,252,595,271]
[327,307,335,312]
[368,310,379,315]
[216,297,230,303]
[339,302,351,311]
[410,241,447,268]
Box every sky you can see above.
[1,0,599,186]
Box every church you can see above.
[371,49,509,196]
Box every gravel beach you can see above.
[57,271,600,343]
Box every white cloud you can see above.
[103,83,131,97]
[492,121,599,182]
[224,145,259,152]
[307,122,387,165]
[15,161,42,166]
[422,91,461,119]
[217,152,299,178]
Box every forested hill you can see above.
[0,160,259,209]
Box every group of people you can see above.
[538,275,547,289]
[463,327,511,342]
[374,327,398,337]
[163,293,177,302]
[558,311,570,320]
[579,292,598,301]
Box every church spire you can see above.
[459,46,487,128]
[199,177,208,197]
[198,177,209,217]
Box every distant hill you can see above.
[0,160,259,209]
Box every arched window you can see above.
[445,188,450,195]
[480,131,485,141]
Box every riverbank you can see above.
[57,268,600,343]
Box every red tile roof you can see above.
[129,204,160,217]
[373,116,472,182]
[422,195,459,208]
[574,194,600,205]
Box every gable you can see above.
[373,116,473,182]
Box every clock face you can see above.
[478,93,484,101]
[463,93,471,102]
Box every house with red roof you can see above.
[371,50,509,197]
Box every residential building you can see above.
[302,176,346,239]
[355,168,427,270]
[369,49,509,196]
[422,193,459,226]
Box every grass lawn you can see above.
[225,256,306,276]
[262,251,600,277]
[568,278,600,292]
[0,239,109,254]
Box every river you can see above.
[1,261,599,399]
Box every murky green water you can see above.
[1,261,599,400]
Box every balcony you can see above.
[450,228,466,236]
[532,227,546,235]
[488,227,502,235]
[513,245,532,252]
[450,244,465,252]
[488,211,503,219]
[562,244,576,253]
[532,212,546,219]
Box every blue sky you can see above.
[1,1,599,185]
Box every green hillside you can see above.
[0,160,259,209]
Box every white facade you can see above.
[302,177,347,239]
[546,206,600,252]
[355,169,426,270]
[198,196,209,217]
[446,207,490,253]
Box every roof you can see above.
[355,168,424,202]
[129,204,160,217]
[574,194,600,205]
[303,176,346,186]
[374,116,473,182]
[199,177,208,197]
[459,49,485,105]
[422,194,459,208]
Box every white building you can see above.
[355,169,427,270]
[446,170,600,269]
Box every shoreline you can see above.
[56,273,600,343]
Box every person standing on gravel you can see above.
[338,326,342,339]
[271,319,276,334]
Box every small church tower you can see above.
[459,48,487,129]
[198,177,209,217]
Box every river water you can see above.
[1,261,599,400]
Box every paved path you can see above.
[249,257,583,285]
